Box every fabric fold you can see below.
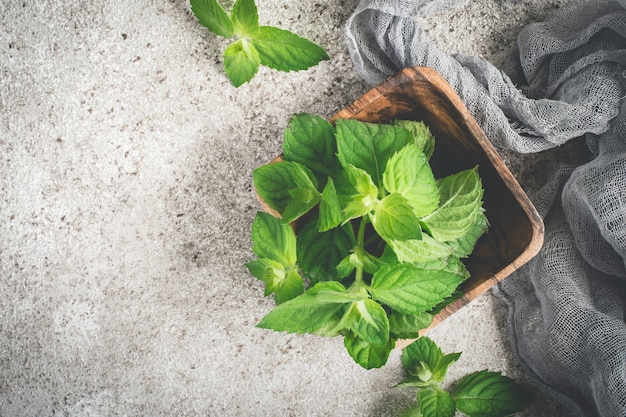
[345,1,626,415]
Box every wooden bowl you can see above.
[259,66,544,341]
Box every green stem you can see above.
[354,216,369,286]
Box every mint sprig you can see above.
[398,337,532,417]
[248,114,489,369]
[190,0,329,86]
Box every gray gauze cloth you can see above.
[345,0,626,416]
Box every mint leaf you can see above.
[190,0,234,38]
[446,210,489,258]
[383,144,439,217]
[297,217,355,284]
[245,258,283,286]
[335,119,413,188]
[413,258,470,282]
[223,39,260,87]
[248,212,304,302]
[341,164,379,222]
[272,269,304,304]
[257,281,356,334]
[389,311,433,339]
[253,161,320,223]
[251,26,329,72]
[369,264,464,315]
[394,120,435,159]
[257,298,341,334]
[402,337,461,385]
[388,234,454,264]
[418,389,456,417]
[250,211,296,266]
[318,178,343,232]
[336,248,384,279]
[245,258,303,302]
[421,167,484,242]
[336,255,356,280]
[343,332,394,369]
[231,0,258,37]
[371,193,423,241]
[283,114,338,184]
[452,370,532,417]
[338,299,389,345]
[305,281,366,302]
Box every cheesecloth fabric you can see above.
[345,1,626,416]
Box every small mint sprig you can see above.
[190,0,329,87]
[398,337,532,417]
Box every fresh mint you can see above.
[247,113,490,369]
[398,337,532,417]
[190,0,329,86]
[246,211,303,304]
[452,370,532,417]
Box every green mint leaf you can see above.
[389,311,433,339]
[343,331,394,369]
[304,281,366,303]
[223,39,260,87]
[446,210,489,258]
[257,298,341,334]
[380,244,399,263]
[250,211,296,266]
[283,114,339,184]
[388,234,454,264]
[335,119,413,188]
[257,281,355,334]
[369,264,464,315]
[288,187,317,203]
[245,258,282,285]
[421,166,484,242]
[341,165,379,222]
[383,144,439,217]
[393,120,435,159]
[190,0,234,38]
[245,259,303,304]
[318,178,343,232]
[230,0,258,37]
[247,213,304,303]
[429,288,464,316]
[395,374,433,390]
[418,389,456,417]
[336,254,356,280]
[402,337,461,385]
[414,258,470,282]
[452,370,532,417]
[336,249,383,280]
[353,247,385,275]
[281,170,321,223]
[271,269,305,304]
[297,217,355,284]
[371,193,423,241]
[338,299,389,345]
[251,26,329,72]
[253,161,320,223]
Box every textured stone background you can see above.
[1,0,571,415]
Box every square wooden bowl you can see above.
[259,66,544,338]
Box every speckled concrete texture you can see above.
[1,0,572,416]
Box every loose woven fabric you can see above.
[345,1,626,416]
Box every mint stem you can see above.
[353,217,369,286]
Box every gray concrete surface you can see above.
[1,0,573,415]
